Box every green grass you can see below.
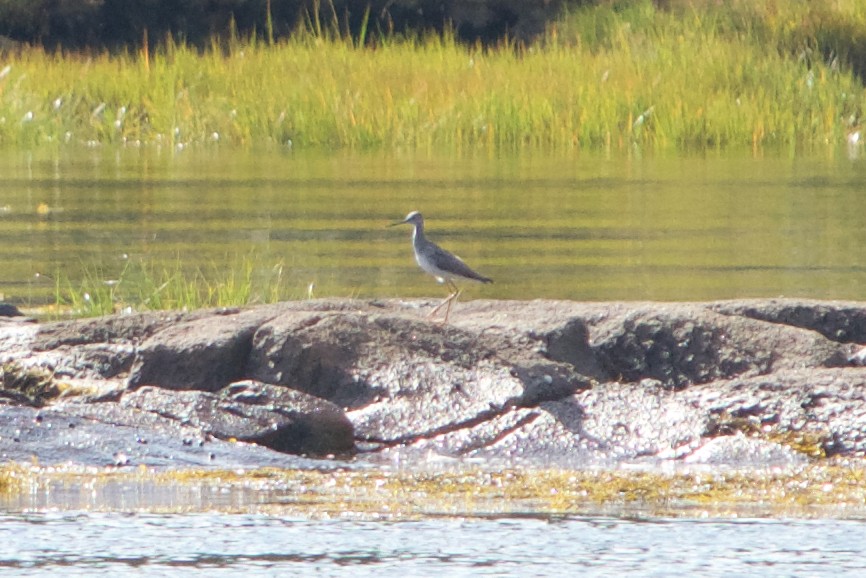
[0,0,864,152]
[51,255,291,318]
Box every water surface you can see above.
[1,511,864,577]
[1,147,865,306]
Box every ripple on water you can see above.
[0,513,865,577]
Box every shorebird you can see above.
[391,211,492,322]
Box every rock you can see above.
[683,434,808,466]
[0,298,865,467]
[711,298,866,344]
[247,311,590,444]
[0,303,24,317]
[0,402,335,469]
[850,346,866,366]
[588,304,849,389]
[684,367,866,457]
[121,380,355,456]
[128,308,274,391]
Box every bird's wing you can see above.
[429,243,491,283]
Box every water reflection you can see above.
[0,147,864,306]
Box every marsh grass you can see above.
[0,0,864,152]
[51,255,289,318]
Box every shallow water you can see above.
[0,473,864,576]
[1,511,865,576]
[1,146,865,306]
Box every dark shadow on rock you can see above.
[542,317,610,382]
[122,380,354,457]
[589,305,850,389]
[127,309,274,392]
[0,303,24,317]
[245,311,381,408]
[710,299,866,344]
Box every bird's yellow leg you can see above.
[428,281,461,321]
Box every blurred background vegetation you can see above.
[0,0,576,48]
[1,1,864,82]
[0,1,864,151]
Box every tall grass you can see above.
[0,0,864,152]
[51,256,289,318]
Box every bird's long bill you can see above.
[388,217,408,227]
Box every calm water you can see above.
[1,511,865,576]
[1,146,865,306]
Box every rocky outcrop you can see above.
[0,298,864,468]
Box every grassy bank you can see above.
[0,0,864,152]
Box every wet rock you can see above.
[0,403,334,468]
[121,380,354,456]
[0,362,59,407]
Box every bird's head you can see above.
[390,211,424,228]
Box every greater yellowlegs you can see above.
[392,211,492,322]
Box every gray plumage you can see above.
[391,211,492,322]
[394,211,492,286]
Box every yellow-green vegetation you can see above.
[0,463,28,495]
[707,411,831,458]
[50,255,289,317]
[0,362,59,406]
[0,0,864,152]
[3,463,866,518]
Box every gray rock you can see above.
[121,380,354,456]
[247,311,590,444]
[1,298,865,468]
[710,298,866,343]
[683,434,808,466]
[0,402,340,468]
[588,304,849,389]
[128,308,274,391]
